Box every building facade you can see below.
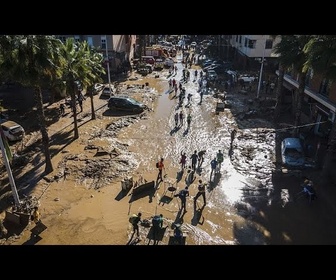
[55,35,136,77]
[230,35,281,72]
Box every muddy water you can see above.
[7,52,276,245]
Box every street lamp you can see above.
[105,35,112,96]
[256,36,267,99]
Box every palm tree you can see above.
[59,38,93,139]
[271,35,286,121]
[304,35,336,180]
[273,35,313,135]
[81,44,105,120]
[0,35,63,174]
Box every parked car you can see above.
[108,96,147,114]
[281,137,306,168]
[206,69,218,81]
[164,58,174,68]
[239,74,257,83]
[1,120,25,141]
[101,86,114,98]
[93,83,105,95]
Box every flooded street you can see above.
[4,51,336,246]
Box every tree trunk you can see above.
[70,85,79,140]
[34,87,53,174]
[274,63,285,121]
[89,88,96,120]
[293,72,306,137]
[322,121,336,182]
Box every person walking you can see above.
[190,150,198,171]
[216,149,224,171]
[31,206,41,224]
[194,179,206,206]
[173,223,183,245]
[175,186,189,212]
[30,206,43,238]
[210,157,218,180]
[179,110,184,126]
[174,112,179,127]
[180,151,187,169]
[77,91,85,112]
[151,214,164,244]
[60,103,65,117]
[129,212,142,239]
[186,113,192,128]
[156,157,165,184]
[197,150,206,168]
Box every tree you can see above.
[304,35,336,180]
[82,44,105,120]
[0,35,63,174]
[273,35,313,136]
[59,38,93,140]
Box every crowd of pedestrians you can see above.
[128,46,227,245]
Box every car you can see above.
[190,42,197,48]
[164,58,174,68]
[107,96,147,114]
[101,86,114,98]
[281,137,306,168]
[206,69,218,81]
[1,120,25,141]
[239,74,257,83]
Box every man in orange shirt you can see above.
[157,157,165,183]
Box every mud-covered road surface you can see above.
[1,50,336,245]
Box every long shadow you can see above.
[115,185,133,201]
[170,125,181,136]
[159,182,176,206]
[0,105,111,211]
[208,172,221,192]
[232,170,336,244]
[2,220,26,238]
[176,170,184,183]
[129,186,156,204]
[191,203,205,226]
[146,226,167,245]
[22,233,42,245]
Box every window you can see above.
[58,36,66,43]
[319,78,330,97]
[74,35,80,43]
[236,36,238,42]
[101,36,107,49]
[239,35,242,44]
[248,39,256,49]
[265,39,273,49]
[305,68,313,87]
[87,37,93,47]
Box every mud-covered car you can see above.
[1,120,25,141]
[281,137,305,168]
[108,96,147,114]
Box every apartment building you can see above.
[56,35,136,75]
[230,35,281,72]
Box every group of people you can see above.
[129,212,184,245]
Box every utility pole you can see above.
[0,132,20,206]
[105,35,112,96]
[257,36,267,99]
